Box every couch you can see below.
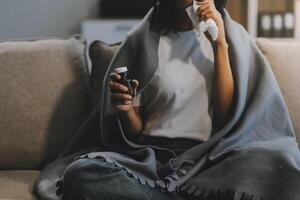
[0,36,299,199]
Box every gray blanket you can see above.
[34,7,300,200]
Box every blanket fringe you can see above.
[58,154,263,200]
[94,154,263,200]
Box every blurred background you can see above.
[0,0,299,44]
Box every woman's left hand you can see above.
[195,0,227,45]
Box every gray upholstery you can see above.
[0,38,90,170]
[257,38,300,144]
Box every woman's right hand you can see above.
[109,73,139,113]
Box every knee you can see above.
[62,158,127,199]
[62,159,91,190]
[62,157,121,188]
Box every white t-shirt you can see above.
[133,30,214,142]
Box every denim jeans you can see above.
[62,136,202,200]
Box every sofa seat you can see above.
[0,170,40,199]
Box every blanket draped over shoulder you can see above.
[34,7,300,200]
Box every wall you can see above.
[258,0,293,12]
[225,0,248,29]
[0,0,99,40]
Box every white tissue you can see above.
[186,0,218,41]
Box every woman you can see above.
[108,0,234,163]
[39,0,300,199]
[63,0,232,199]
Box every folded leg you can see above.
[62,158,183,200]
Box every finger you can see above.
[197,3,211,17]
[200,9,213,19]
[111,93,133,101]
[198,0,215,10]
[124,100,132,105]
[197,1,209,12]
[205,1,216,9]
[131,79,139,97]
[206,13,216,21]
[131,79,139,89]
[109,81,128,93]
[198,3,213,13]
[112,100,132,106]
[109,73,121,81]
[198,6,211,20]
[198,3,210,12]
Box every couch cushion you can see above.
[256,38,300,144]
[0,170,40,199]
[0,38,90,169]
[89,40,120,108]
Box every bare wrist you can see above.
[213,40,229,54]
[119,106,134,116]
[215,40,228,48]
